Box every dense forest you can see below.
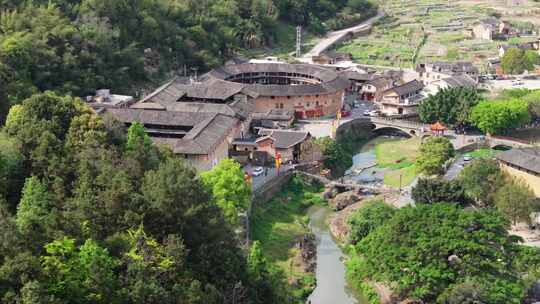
[0,91,302,303]
[0,0,377,123]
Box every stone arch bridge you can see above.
[338,117,430,138]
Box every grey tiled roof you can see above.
[442,75,477,88]
[103,108,238,155]
[258,129,309,149]
[384,79,424,96]
[340,70,374,81]
[496,147,540,174]
[141,63,350,103]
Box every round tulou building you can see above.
[139,62,350,119]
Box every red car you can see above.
[340,110,351,118]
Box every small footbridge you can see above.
[295,171,397,195]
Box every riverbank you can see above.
[250,176,324,300]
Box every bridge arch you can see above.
[491,144,513,151]
[372,126,413,138]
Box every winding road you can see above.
[301,11,385,61]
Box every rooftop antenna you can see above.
[296,26,302,58]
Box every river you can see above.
[306,204,365,304]
[306,135,408,304]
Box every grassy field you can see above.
[466,148,497,159]
[373,137,421,188]
[383,165,418,188]
[250,176,325,297]
[375,137,421,167]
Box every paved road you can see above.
[444,156,467,180]
[245,164,292,191]
[301,11,385,60]
[483,79,540,91]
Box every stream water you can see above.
[306,204,364,304]
[306,135,408,304]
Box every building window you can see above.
[271,96,275,99]
[280,103,284,109]
[316,101,319,106]
[275,103,279,109]
[307,102,310,107]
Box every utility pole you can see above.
[296,26,302,58]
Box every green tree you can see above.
[458,159,504,207]
[501,48,535,74]
[412,178,466,205]
[41,237,119,303]
[470,99,530,135]
[418,87,479,128]
[415,136,455,176]
[16,176,58,237]
[125,122,152,152]
[348,203,524,302]
[347,200,396,244]
[315,136,352,177]
[141,157,247,293]
[201,159,251,225]
[437,278,523,304]
[495,178,535,225]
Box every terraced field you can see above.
[336,0,540,67]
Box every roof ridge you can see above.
[140,77,177,103]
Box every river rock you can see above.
[298,233,317,273]
[330,191,360,211]
[321,186,338,200]
[525,280,540,304]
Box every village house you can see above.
[312,52,353,65]
[379,79,425,116]
[416,61,479,84]
[359,71,404,102]
[496,148,540,197]
[231,129,315,164]
[103,108,243,172]
[339,70,376,92]
[424,74,477,95]
[257,129,314,163]
[472,18,510,40]
[86,89,135,109]
[498,39,540,58]
[487,58,503,75]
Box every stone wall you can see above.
[336,117,374,142]
[253,90,343,117]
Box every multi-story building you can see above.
[379,80,425,116]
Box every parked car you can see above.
[252,167,264,177]
[512,80,524,86]
[369,110,381,117]
[463,155,472,162]
[340,110,351,118]
[363,110,371,116]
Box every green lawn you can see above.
[250,176,324,288]
[375,137,421,167]
[383,165,418,188]
[466,148,497,159]
[373,137,421,188]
